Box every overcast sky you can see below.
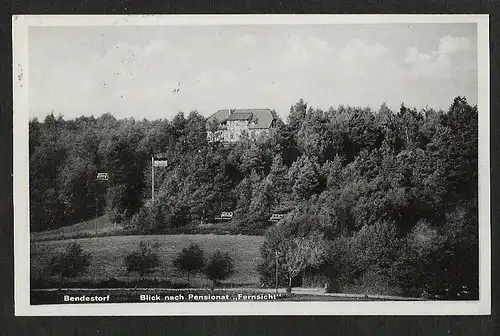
[28,23,477,121]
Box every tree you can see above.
[349,221,401,277]
[124,242,161,281]
[291,156,319,202]
[269,119,301,166]
[267,154,289,207]
[173,243,205,283]
[240,143,264,175]
[248,178,273,219]
[204,250,235,289]
[29,117,68,231]
[296,108,336,162]
[324,155,343,190]
[102,128,147,223]
[428,96,477,206]
[288,99,308,133]
[207,118,223,144]
[280,232,327,292]
[234,170,261,220]
[185,110,208,151]
[48,242,91,287]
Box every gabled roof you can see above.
[246,109,277,129]
[226,112,253,121]
[207,109,231,123]
[206,108,278,130]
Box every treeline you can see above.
[258,97,478,297]
[29,110,208,231]
[30,97,478,296]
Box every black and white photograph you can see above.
[13,15,490,316]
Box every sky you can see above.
[28,23,478,121]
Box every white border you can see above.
[13,14,490,316]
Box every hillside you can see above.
[29,97,480,297]
[31,215,126,241]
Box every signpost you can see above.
[269,213,285,222]
[95,197,98,235]
[96,172,108,181]
[151,156,168,202]
[275,251,280,294]
[95,172,109,234]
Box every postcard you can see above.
[13,14,490,316]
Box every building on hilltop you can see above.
[206,108,278,143]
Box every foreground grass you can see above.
[31,234,264,288]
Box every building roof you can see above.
[248,109,278,129]
[206,109,232,125]
[206,108,277,130]
[226,112,253,121]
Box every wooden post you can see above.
[95,196,98,235]
[275,251,279,294]
[151,156,154,203]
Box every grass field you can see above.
[31,234,265,288]
[29,215,247,242]
[30,215,129,242]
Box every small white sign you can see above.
[269,214,285,222]
[153,160,168,167]
[220,212,233,219]
[96,172,108,181]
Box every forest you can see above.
[29,96,478,297]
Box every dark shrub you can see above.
[173,243,205,283]
[124,242,161,281]
[204,250,234,289]
[48,242,92,287]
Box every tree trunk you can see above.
[187,272,190,284]
[139,274,144,288]
[287,276,292,293]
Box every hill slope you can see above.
[31,215,125,241]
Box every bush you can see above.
[233,218,272,236]
[204,250,234,289]
[322,222,403,295]
[48,242,91,287]
[124,241,161,281]
[173,243,205,283]
[343,267,403,296]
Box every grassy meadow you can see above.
[30,215,129,242]
[31,234,265,288]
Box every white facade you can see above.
[207,109,277,143]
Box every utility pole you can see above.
[151,156,155,203]
[275,251,279,294]
[95,196,98,235]
[151,156,168,204]
[95,172,109,235]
